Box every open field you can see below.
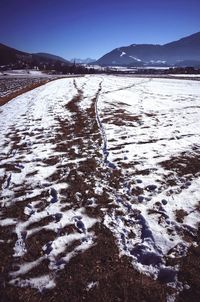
[0,75,200,301]
[0,73,78,106]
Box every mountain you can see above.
[0,43,71,68]
[70,58,95,64]
[35,53,70,64]
[0,43,31,66]
[95,32,200,67]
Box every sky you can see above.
[0,0,200,60]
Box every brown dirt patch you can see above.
[160,151,200,177]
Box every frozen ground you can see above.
[98,77,200,281]
[0,77,49,98]
[169,74,200,78]
[0,75,200,301]
[0,70,46,76]
[0,71,71,100]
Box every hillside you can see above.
[0,43,31,66]
[0,43,71,69]
[35,52,70,64]
[96,32,200,67]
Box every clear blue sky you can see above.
[0,0,200,60]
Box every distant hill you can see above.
[0,43,71,68]
[95,32,200,67]
[0,43,31,66]
[35,53,70,64]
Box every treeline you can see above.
[103,66,200,75]
[132,66,200,75]
[45,61,97,74]
[166,67,200,74]
[0,60,98,75]
[1,60,200,75]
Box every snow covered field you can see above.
[0,71,69,100]
[1,75,200,301]
[98,77,200,282]
[0,77,48,98]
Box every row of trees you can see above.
[1,60,200,75]
[0,60,98,75]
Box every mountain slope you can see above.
[0,44,71,67]
[96,32,200,67]
[35,52,70,64]
[0,43,31,65]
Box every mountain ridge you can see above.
[95,32,200,67]
[35,53,70,64]
[0,43,71,68]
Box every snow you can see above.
[1,69,45,77]
[129,56,141,62]
[86,281,99,291]
[150,60,166,64]
[0,77,99,290]
[10,275,56,292]
[120,52,126,57]
[1,75,200,294]
[169,74,200,78]
[0,217,17,226]
[97,76,200,281]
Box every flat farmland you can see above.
[1,75,200,302]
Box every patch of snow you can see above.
[150,60,166,64]
[2,69,45,77]
[10,275,56,292]
[120,52,126,57]
[0,217,17,226]
[86,281,99,291]
[169,74,200,78]
[129,56,141,62]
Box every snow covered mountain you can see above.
[95,32,200,67]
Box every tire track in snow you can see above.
[94,79,171,279]
[103,78,152,95]
[94,80,110,164]
[95,78,152,169]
